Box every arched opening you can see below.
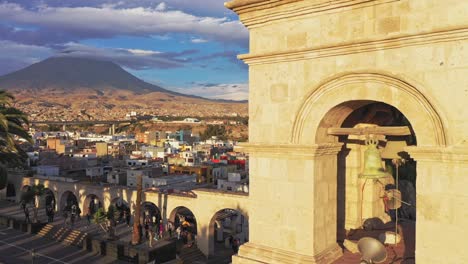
[112,197,129,223]
[169,206,197,234]
[83,194,102,215]
[141,202,162,226]
[169,206,197,249]
[208,209,248,258]
[21,185,31,193]
[319,101,416,263]
[60,191,79,212]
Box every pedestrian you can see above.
[125,210,131,227]
[45,206,50,223]
[24,206,30,223]
[158,220,164,239]
[70,213,75,227]
[86,211,91,227]
[232,238,239,254]
[144,223,149,240]
[176,226,181,240]
[168,222,173,238]
[63,211,68,226]
[148,226,155,247]
[228,235,234,247]
[50,207,55,223]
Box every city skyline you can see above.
[0,0,249,100]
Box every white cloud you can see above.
[171,83,249,101]
[0,2,248,46]
[155,2,166,11]
[56,42,189,69]
[126,49,162,56]
[191,38,208,43]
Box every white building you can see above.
[217,173,248,193]
[183,118,200,123]
[126,159,149,167]
[86,166,103,179]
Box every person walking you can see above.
[148,225,155,247]
[176,226,181,240]
[24,206,30,223]
[63,211,69,226]
[232,238,240,254]
[50,207,55,223]
[167,222,173,238]
[125,210,131,227]
[86,211,91,227]
[158,220,164,239]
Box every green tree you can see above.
[201,125,227,141]
[0,91,32,189]
[93,207,109,233]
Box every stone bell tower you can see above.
[227,0,468,263]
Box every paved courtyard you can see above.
[0,200,173,251]
[0,226,125,264]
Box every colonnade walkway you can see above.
[0,200,237,263]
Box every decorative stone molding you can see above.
[405,144,468,163]
[239,27,468,65]
[226,0,397,28]
[233,242,342,263]
[234,142,343,158]
[291,72,448,146]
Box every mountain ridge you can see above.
[0,56,246,103]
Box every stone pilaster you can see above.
[233,142,343,264]
[406,144,468,263]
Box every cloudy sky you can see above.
[0,0,249,100]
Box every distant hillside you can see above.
[0,57,248,121]
[0,57,168,93]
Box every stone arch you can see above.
[21,185,31,193]
[141,201,162,225]
[60,191,79,212]
[83,194,102,215]
[208,208,249,257]
[169,206,197,235]
[291,73,447,146]
[111,197,129,221]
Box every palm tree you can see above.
[0,90,32,189]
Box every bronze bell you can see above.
[359,138,390,179]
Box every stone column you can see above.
[232,143,343,264]
[406,144,468,264]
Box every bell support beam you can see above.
[327,126,412,136]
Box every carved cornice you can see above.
[239,27,468,65]
[405,144,468,163]
[226,0,396,28]
[235,142,343,157]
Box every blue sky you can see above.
[0,0,249,100]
